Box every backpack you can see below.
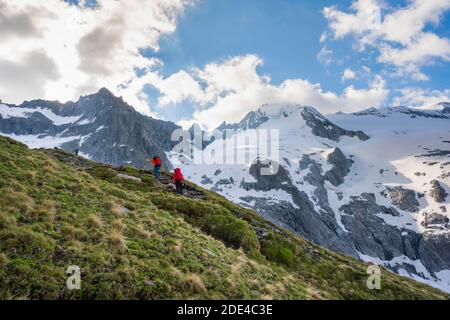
[173,168,184,182]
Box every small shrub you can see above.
[118,166,140,177]
[204,215,259,253]
[261,240,295,267]
[0,227,56,259]
[152,194,259,253]
[90,166,117,180]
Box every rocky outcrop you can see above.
[419,232,450,272]
[302,155,332,213]
[200,175,213,185]
[385,187,420,212]
[339,193,420,261]
[301,107,369,142]
[325,148,353,186]
[422,212,449,228]
[429,180,448,203]
[240,160,357,257]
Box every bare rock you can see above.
[386,187,419,212]
[429,179,448,203]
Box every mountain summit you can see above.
[0,89,180,168]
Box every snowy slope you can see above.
[329,107,450,234]
[168,103,450,292]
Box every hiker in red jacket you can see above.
[173,168,184,195]
[150,156,162,180]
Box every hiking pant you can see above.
[175,181,184,195]
[154,165,160,179]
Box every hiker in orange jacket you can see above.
[173,168,184,195]
[150,156,162,180]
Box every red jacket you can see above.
[173,168,184,182]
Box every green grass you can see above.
[0,136,447,300]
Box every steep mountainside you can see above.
[0,88,179,168]
[170,103,450,292]
[2,89,449,293]
[0,136,447,299]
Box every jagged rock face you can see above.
[429,180,448,203]
[0,88,180,169]
[300,107,369,142]
[241,160,292,192]
[303,155,331,213]
[324,148,353,186]
[385,187,420,213]
[419,232,450,272]
[339,193,419,261]
[240,160,357,257]
[200,175,213,185]
[422,212,449,228]
[217,109,269,134]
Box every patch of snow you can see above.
[78,151,91,160]
[360,253,450,293]
[1,133,81,149]
[95,125,105,132]
[0,104,82,125]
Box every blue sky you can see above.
[154,0,356,86]
[142,0,450,125]
[1,0,450,129]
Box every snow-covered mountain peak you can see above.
[216,104,329,133]
[347,104,450,120]
[256,103,326,122]
[430,102,450,112]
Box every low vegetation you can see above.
[0,136,447,300]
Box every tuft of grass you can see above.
[90,166,117,181]
[107,230,127,253]
[171,268,207,294]
[0,188,35,215]
[26,200,56,223]
[88,214,103,229]
[0,252,9,267]
[111,219,125,232]
[107,200,126,217]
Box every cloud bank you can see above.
[147,55,388,129]
[0,0,194,114]
[323,0,450,81]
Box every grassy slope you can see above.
[0,136,447,300]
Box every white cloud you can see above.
[317,46,335,66]
[393,87,450,109]
[0,0,195,114]
[323,0,450,80]
[150,55,389,130]
[342,68,357,81]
